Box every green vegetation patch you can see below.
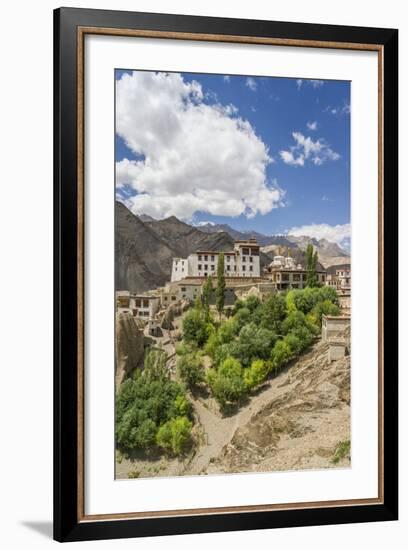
[331,439,351,464]
[116,348,193,456]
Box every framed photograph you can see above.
[54,7,398,542]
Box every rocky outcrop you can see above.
[160,300,190,330]
[115,311,145,387]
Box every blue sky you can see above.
[115,69,350,247]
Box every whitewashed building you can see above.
[131,295,160,319]
[264,253,326,290]
[170,239,261,282]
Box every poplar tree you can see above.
[305,244,319,288]
[216,253,226,319]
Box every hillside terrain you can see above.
[207,330,350,474]
[116,202,234,292]
[115,201,350,292]
[116,325,350,479]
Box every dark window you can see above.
[227,265,231,271]
[135,299,141,307]
[249,265,253,272]
[243,248,249,255]
[242,265,246,271]
[171,296,176,301]
[249,256,253,262]
[198,255,202,261]
[211,265,215,271]
[282,274,289,282]
[226,256,231,261]
[204,255,208,261]
[198,264,202,270]
[204,264,208,270]
[242,256,246,262]
[211,255,215,261]
[181,287,186,292]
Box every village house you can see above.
[264,254,326,290]
[321,314,350,362]
[326,264,351,291]
[116,290,131,309]
[171,239,261,282]
[131,294,160,320]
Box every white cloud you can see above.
[296,79,324,90]
[324,102,350,116]
[223,75,230,82]
[310,79,324,88]
[279,131,340,167]
[245,77,257,91]
[307,121,318,131]
[287,223,350,248]
[116,71,284,220]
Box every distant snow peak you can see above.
[195,221,216,227]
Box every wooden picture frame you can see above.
[54,7,398,542]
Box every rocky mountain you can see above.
[262,236,349,269]
[196,221,349,267]
[197,222,296,248]
[116,202,234,293]
[116,201,350,292]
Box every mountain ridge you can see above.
[115,202,350,292]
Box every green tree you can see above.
[156,416,192,455]
[206,357,247,408]
[177,353,204,389]
[260,293,287,331]
[202,275,213,317]
[182,306,208,346]
[236,322,277,366]
[305,244,319,288]
[244,359,268,390]
[115,370,190,452]
[216,252,226,319]
[270,339,293,372]
[143,347,169,382]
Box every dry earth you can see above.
[116,330,350,479]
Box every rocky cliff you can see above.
[115,311,145,387]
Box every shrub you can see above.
[283,333,302,356]
[233,307,251,332]
[311,299,340,326]
[213,342,237,368]
[270,339,293,372]
[206,357,247,408]
[177,353,204,389]
[331,439,351,464]
[156,416,192,455]
[182,307,209,346]
[115,369,191,452]
[259,293,287,332]
[281,310,308,335]
[236,323,277,366]
[244,359,268,390]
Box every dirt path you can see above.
[187,371,298,475]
